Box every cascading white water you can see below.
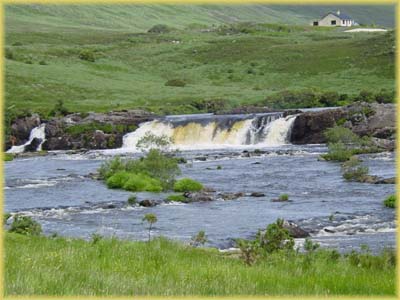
[122,113,297,151]
[7,124,46,154]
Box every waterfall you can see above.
[7,124,46,154]
[122,113,297,151]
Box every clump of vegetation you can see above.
[173,178,203,192]
[148,24,171,33]
[166,193,187,202]
[341,156,369,182]
[236,218,294,265]
[79,49,95,62]
[66,122,136,137]
[384,195,395,208]
[143,213,157,242]
[279,194,289,201]
[4,213,11,225]
[91,233,103,245]
[39,60,47,65]
[127,195,137,205]
[321,126,378,162]
[5,48,14,60]
[165,79,186,87]
[4,153,14,162]
[136,132,172,152]
[106,171,163,192]
[190,230,207,247]
[9,215,42,236]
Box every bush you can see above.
[123,173,163,192]
[39,60,47,65]
[127,195,137,205]
[191,230,207,247]
[384,195,395,208]
[106,171,131,189]
[79,49,95,62]
[148,24,171,33]
[166,194,187,202]
[174,178,203,192]
[165,79,186,87]
[342,156,369,181]
[99,149,181,191]
[257,218,294,254]
[375,89,395,104]
[9,215,42,236]
[324,126,360,144]
[4,213,11,224]
[4,153,14,162]
[321,142,353,162]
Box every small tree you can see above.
[136,132,172,152]
[143,213,157,242]
[191,230,207,247]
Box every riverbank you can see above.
[5,232,395,296]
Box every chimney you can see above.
[337,10,341,15]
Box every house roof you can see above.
[322,11,353,21]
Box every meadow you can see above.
[5,5,395,115]
[5,233,395,296]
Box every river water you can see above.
[5,145,396,253]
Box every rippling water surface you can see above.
[5,145,396,253]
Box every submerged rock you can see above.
[139,200,157,207]
[250,192,265,197]
[283,220,310,238]
[219,192,245,201]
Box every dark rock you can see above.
[195,156,207,161]
[102,204,116,209]
[139,200,157,207]
[186,192,214,202]
[323,228,335,234]
[24,138,42,152]
[9,114,41,148]
[374,177,395,184]
[219,192,245,200]
[250,192,265,197]
[283,220,310,238]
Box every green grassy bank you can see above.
[5,233,395,296]
[5,5,395,116]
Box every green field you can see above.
[5,233,395,296]
[5,5,395,115]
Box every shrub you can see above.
[99,149,181,191]
[91,233,103,245]
[174,178,203,192]
[279,194,289,201]
[321,142,353,162]
[342,156,369,181]
[191,230,207,247]
[79,49,95,62]
[39,60,47,65]
[384,194,395,208]
[123,173,163,192]
[99,156,125,180]
[4,153,14,162]
[166,194,187,202]
[324,126,360,144]
[165,79,186,87]
[375,89,395,104]
[127,195,137,205]
[12,41,23,46]
[148,24,171,33]
[106,171,131,189]
[9,215,42,236]
[257,218,294,254]
[136,132,172,152]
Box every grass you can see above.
[5,233,395,296]
[4,153,14,161]
[5,5,395,115]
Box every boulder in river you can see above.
[139,200,157,207]
[250,192,265,197]
[283,220,310,238]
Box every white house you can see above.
[312,10,356,27]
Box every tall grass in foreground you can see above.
[5,233,395,296]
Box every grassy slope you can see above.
[5,5,395,115]
[5,233,395,296]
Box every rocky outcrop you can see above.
[290,102,395,144]
[7,110,155,151]
[7,114,41,149]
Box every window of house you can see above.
[331,20,336,25]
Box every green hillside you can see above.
[5,5,395,115]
